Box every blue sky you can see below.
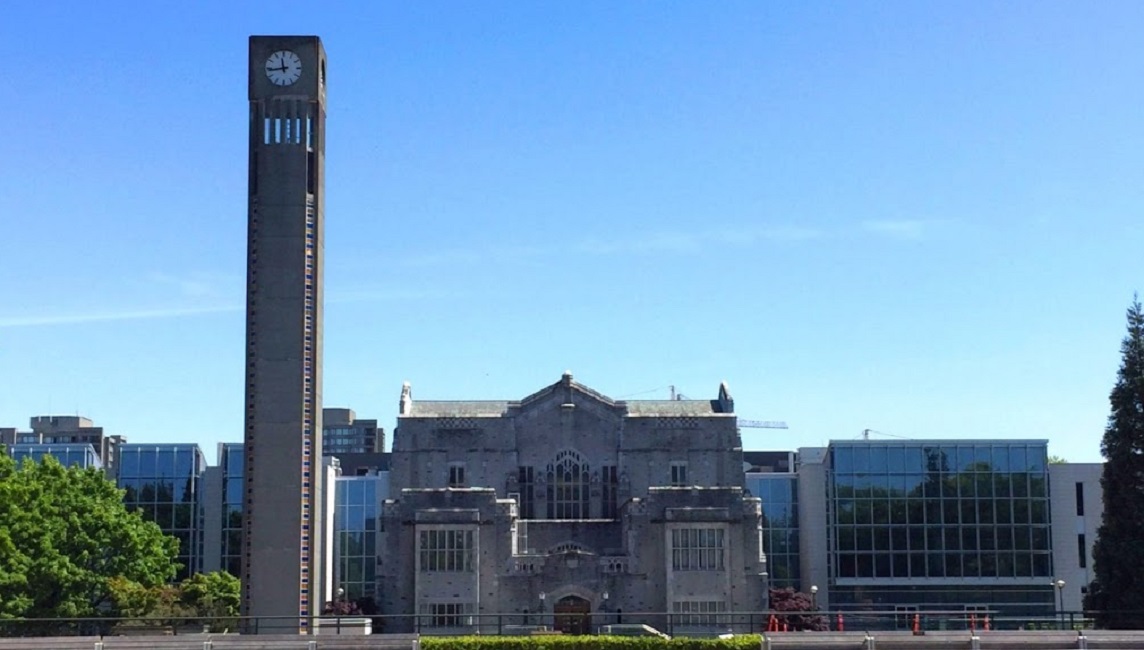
[3,2,1142,463]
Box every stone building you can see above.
[380,372,768,634]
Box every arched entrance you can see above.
[554,595,591,635]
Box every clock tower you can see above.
[243,35,327,632]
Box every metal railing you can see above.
[0,609,1132,639]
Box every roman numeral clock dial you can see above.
[265,50,302,86]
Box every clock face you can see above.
[265,50,303,86]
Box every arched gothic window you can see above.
[547,449,589,519]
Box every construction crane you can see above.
[668,386,788,429]
[860,428,908,440]
[739,419,789,430]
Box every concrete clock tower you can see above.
[242,35,327,632]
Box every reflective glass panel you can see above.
[869,446,887,472]
[992,447,1010,472]
[886,446,906,473]
[904,446,924,472]
[833,447,853,474]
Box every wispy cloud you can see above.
[580,225,826,255]
[714,225,826,244]
[0,284,447,329]
[328,287,455,303]
[147,271,239,299]
[393,245,548,268]
[0,305,242,328]
[861,219,942,240]
[384,224,825,268]
[578,232,703,255]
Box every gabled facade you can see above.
[379,372,768,634]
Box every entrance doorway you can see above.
[554,595,592,635]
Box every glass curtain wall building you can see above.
[219,442,244,578]
[118,443,207,580]
[826,440,1053,615]
[333,473,388,603]
[746,473,801,589]
[8,443,104,469]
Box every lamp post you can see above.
[539,592,546,629]
[810,585,819,611]
[1054,579,1066,629]
[601,591,609,630]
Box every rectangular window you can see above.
[1076,482,1085,516]
[672,600,726,627]
[671,462,688,486]
[602,465,619,519]
[418,602,473,628]
[419,529,474,572]
[671,527,725,571]
[1078,533,1087,568]
[517,466,535,519]
[448,464,465,488]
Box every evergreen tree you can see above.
[1086,298,1144,628]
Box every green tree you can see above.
[0,454,179,624]
[107,578,190,631]
[179,571,240,631]
[1086,298,1144,628]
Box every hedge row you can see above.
[422,635,763,650]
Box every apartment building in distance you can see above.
[323,408,384,455]
[2,415,124,475]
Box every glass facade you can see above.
[9,443,103,469]
[220,442,244,578]
[828,441,1054,615]
[334,474,387,601]
[118,444,207,581]
[746,473,800,588]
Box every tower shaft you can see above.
[242,35,327,633]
